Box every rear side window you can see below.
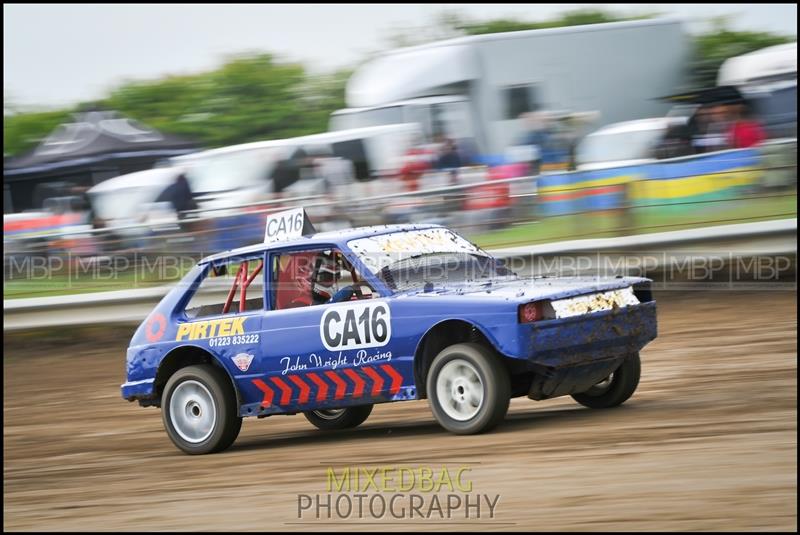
[184,257,265,319]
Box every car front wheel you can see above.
[162,364,242,454]
[427,343,510,434]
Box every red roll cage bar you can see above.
[221,259,264,314]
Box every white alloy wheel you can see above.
[169,380,217,443]
[435,358,485,421]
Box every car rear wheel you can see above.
[571,353,641,409]
[162,364,242,454]
[303,405,373,430]
[427,343,510,434]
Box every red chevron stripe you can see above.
[252,379,274,407]
[289,375,311,404]
[306,372,328,402]
[270,376,293,405]
[363,367,384,397]
[381,364,403,395]
[343,368,366,398]
[325,370,347,400]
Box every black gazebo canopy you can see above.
[4,109,198,212]
[659,85,748,106]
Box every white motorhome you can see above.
[718,42,797,139]
[331,18,690,156]
[718,42,797,87]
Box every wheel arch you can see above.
[413,319,498,399]
[154,345,241,408]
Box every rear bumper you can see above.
[521,301,657,368]
[121,378,155,401]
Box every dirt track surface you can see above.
[4,291,797,531]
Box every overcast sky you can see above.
[4,4,798,109]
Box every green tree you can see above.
[454,8,656,36]
[102,53,339,148]
[382,8,660,48]
[4,107,74,157]
[4,53,352,157]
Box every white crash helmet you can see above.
[312,251,342,300]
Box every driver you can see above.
[311,251,342,305]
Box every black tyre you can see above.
[162,364,242,454]
[303,405,373,430]
[571,353,641,409]
[426,343,511,435]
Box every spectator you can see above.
[728,103,766,149]
[155,172,197,217]
[654,123,693,159]
[68,185,103,229]
[691,104,731,154]
[515,111,561,174]
[436,138,463,170]
[687,106,707,154]
[272,147,310,193]
[398,136,435,192]
[454,137,480,167]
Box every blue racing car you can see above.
[122,208,657,454]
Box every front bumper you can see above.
[515,301,656,400]
[522,301,657,368]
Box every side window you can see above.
[184,257,265,319]
[504,84,540,120]
[271,248,376,310]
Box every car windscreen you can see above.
[378,252,511,292]
[347,228,509,292]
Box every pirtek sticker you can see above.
[176,317,246,341]
[320,302,391,351]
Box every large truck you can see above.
[330,18,690,158]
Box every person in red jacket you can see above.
[728,103,766,149]
[398,144,435,192]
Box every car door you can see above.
[248,246,403,415]
[179,253,268,389]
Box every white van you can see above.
[575,117,688,171]
[87,167,186,232]
[170,123,423,213]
